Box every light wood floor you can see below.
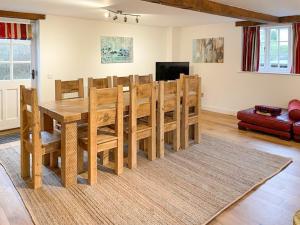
[0,110,300,225]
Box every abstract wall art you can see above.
[192,37,224,63]
[101,36,133,64]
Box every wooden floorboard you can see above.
[0,110,299,225]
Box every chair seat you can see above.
[125,120,152,134]
[78,126,117,145]
[25,131,61,154]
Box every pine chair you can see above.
[77,86,124,185]
[113,75,135,90]
[55,78,84,100]
[135,74,153,84]
[127,82,156,169]
[88,77,112,89]
[20,85,61,189]
[181,76,202,149]
[157,80,181,157]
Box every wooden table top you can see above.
[39,92,131,123]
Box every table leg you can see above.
[40,112,53,166]
[61,122,77,187]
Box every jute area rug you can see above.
[0,134,292,225]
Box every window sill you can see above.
[238,71,298,76]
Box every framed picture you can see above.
[101,36,133,64]
[192,37,224,63]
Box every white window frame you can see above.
[259,25,292,74]
[0,39,32,80]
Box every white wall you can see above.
[173,22,300,115]
[39,15,169,101]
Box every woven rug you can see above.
[0,135,292,225]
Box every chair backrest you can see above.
[113,75,135,88]
[20,85,41,148]
[130,82,156,119]
[159,79,180,113]
[88,77,112,89]
[182,75,201,110]
[179,73,199,90]
[135,74,153,84]
[55,78,84,100]
[88,85,124,138]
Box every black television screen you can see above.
[156,62,189,81]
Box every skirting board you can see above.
[202,105,237,116]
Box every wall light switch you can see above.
[47,74,53,79]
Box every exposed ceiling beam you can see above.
[236,16,300,27]
[141,0,279,23]
[235,21,264,27]
[0,10,46,20]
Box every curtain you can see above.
[0,22,32,40]
[242,26,260,72]
[292,23,300,74]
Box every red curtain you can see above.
[242,26,260,72]
[292,23,300,74]
[0,22,32,40]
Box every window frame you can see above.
[0,39,32,81]
[259,25,293,74]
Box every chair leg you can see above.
[195,122,202,144]
[128,132,137,169]
[173,128,180,151]
[42,153,50,166]
[157,124,164,158]
[115,145,123,175]
[88,147,97,185]
[21,143,30,179]
[77,146,84,174]
[50,152,59,168]
[147,135,156,161]
[32,149,42,189]
[101,151,109,166]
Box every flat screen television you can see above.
[156,62,189,81]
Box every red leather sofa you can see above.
[237,100,300,141]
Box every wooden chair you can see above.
[88,77,112,89]
[55,78,84,100]
[135,74,153,84]
[181,76,202,149]
[127,82,156,169]
[77,86,124,185]
[20,85,61,189]
[157,80,181,157]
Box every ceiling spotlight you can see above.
[136,17,139,23]
[124,16,127,22]
[113,15,118,20]
[104,11,110,18]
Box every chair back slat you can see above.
[55,78,84,100]
[137,103,151,118]
[113,76,133,87]
[96,108,117,127]
[135,74,153,84]
[95,87,118,105]
[137,83,152,99]
[88,77,112,89]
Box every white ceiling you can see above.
[0,0,299,27]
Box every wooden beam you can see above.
[235,21,264,27]
[141,0,279,23]
[236,15,300,27]
[0,10,45,20]
[279,15,300,23]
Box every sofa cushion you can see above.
[238,121,291,140]
[255,105,282,116]
[288,99,300,122]
[237,108,293,132]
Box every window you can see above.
[0,39,31,80]
[259,26,292,73]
